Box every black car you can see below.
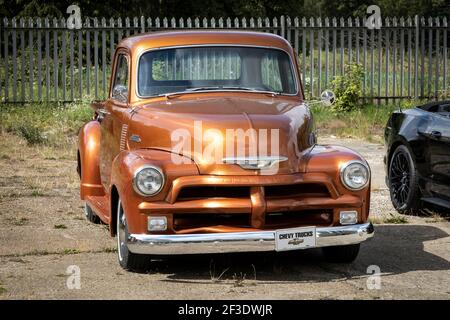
[384,100,450,214]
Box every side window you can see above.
[112,54,128,102]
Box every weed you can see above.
[17,124,46,145]
[7,217,29,226]
[424,212,449,223]
[62,249,81,255]
[0,286,7,294]
[54,224,67,229]
[30,190,45,197]
[209,260,230,283]
[370,213,408,224]
[384,214,409,224]
[232,272,246,287]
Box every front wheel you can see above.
[388,145,424,215]
[322,244,360,263]
[117,199,150,272]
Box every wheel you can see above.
[322,244,360,263]
[388,145,424,215]
[117,199,150,272]
[84,202,100,224]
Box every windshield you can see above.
[137,46,297,97]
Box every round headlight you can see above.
[340,161,370,190]
[133,166,164,196]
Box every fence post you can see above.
[414,15,419,99]
[280,15,285,39]
[19,18,25,102]
[86,17,91,96]
[141,16,145,33]
[434,17,440,100]
[102,17,107,98]
[3,18,9,102]
[286,16,291,44]
[12,17,17,102]
[30,18,36,102]
[443,17,447,97]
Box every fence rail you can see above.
[1,16,449,103]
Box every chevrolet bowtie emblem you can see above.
[222,156,288,170]
[288,238,304,246]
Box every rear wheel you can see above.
[322,244,360,263]
[117,199,150,272]
[84,202,100,224]
[388,145,424,215]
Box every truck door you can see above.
[99,50,131,192]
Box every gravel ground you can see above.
[0,133,449,300]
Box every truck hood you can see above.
[128,94,313,175]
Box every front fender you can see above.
[110,149,199,234]
[302,144,371,221]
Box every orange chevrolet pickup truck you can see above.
[77,30,374,271]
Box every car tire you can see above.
[84,202,100,224]
[322,244,360,263]
[388,145,424,215]
[116,199,150,272]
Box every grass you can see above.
[30,190,45,197]
[0,98,422,151]
[6,217,29,226]
[370,213,409,224]
[62,249,81,255]
[311,100,422,143]
[383,215,409,224]
[0,286,7,295]
[0,102,92,149]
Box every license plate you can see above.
[275,227,316,251]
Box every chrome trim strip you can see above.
[135,44,300,99]
[127,222,374,255]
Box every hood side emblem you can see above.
[222,156,288,170]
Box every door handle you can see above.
[418,130,442,139]
[430,131,442,139]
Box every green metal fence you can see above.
[0,16,449,103]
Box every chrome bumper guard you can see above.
[127,222,374,255]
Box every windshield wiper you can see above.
[185,86,220,92]
[161,86,282,99]
[222,86,283,95]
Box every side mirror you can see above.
[320,90,336,106]
[112,84,128,103]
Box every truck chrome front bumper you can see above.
[127,222,374,255]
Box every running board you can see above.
[421,197,450,209]
[85,195,110,223]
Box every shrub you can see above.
[17,124,47,145]
[1,102,92,146]
[331,64,364,112]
